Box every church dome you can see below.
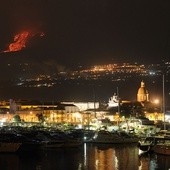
[138,81,148,94]
[137,81,149,102]
[138,87,148,95]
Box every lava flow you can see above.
[3,31,44,53]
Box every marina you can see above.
[0,123,169,154]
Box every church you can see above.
[137,80,149,104]
[136,81,163,121]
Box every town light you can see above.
[154,99,159,104]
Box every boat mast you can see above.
[162,74,166,130]
[116,87,121,126]
[117,87,120,115]
[93,85,96,118]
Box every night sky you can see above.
[1,0,170,67]
[0,0,170,102]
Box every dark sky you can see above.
[1,0,170,67]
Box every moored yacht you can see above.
[138,137,154,153]
[152,136,170,155]
[87,130,139,144]
[0,142,21,153]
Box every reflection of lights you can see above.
[114,153,119,169]
[84,143,87,166]
[78,164,82,170]
[95,160,99,168]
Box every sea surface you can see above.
[0,143,169,170]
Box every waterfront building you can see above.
[0,101,82,124]
[144,111,164,122]
[0,80,167,127]
[61,102,99,111]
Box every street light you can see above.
[162,74,166,130]
[154,99,159,105]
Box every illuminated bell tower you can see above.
[137,81,149,102]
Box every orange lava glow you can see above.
[7,31,29,52]
[4,30,44,52]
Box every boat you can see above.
[138,134,170,155]
[0,142,21,153]
[87,130,139,144]
[152,136,170,155]
[138,137,154,153]
[53,131,83,148]
[0,133,27,152]
[0,131,42,152]
[38,130,83,148]
[153,142,170,155]
[153,143,170,155]
[42,138,82,148]
[34,130,64,149]
[62,137,83,147]
[41,141,64,148]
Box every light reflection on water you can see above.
[84,144,139,170]
[0,144,169,170]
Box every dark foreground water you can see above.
[0,144,169,170]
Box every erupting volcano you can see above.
[3,30,44,53]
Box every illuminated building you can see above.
[136,81,164,122]
[137,81,149,102]
[61,102,99,111]
[107,94,119,108]
[0,101,95,125]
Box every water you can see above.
[0,144,169,170]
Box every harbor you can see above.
[0,80,169,156]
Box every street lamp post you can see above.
[162,74,166,130]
